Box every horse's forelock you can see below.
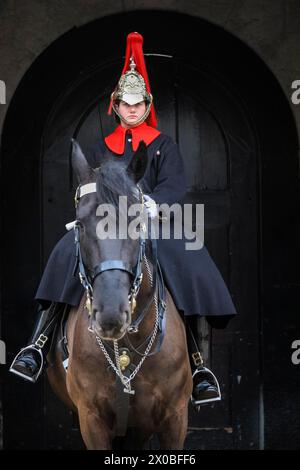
[95,161,140,210]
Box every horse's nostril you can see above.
[124,309,130,324]
[92,309,99,320]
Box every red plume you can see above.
[108,32,158,128]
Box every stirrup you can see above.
[9,344,44,383]
[190,366,222,408]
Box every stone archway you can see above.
[1,10,298,449]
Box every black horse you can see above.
[47,140,192,449]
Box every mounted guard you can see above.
[10,32,236,411]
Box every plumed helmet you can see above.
[113,57,152,106]
[108,32,157,127]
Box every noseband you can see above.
[73,182,146,319]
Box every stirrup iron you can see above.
[190,366,222,407]
[9,343,45,383]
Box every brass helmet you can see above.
[111,57,153,126]
[108,32,157,128]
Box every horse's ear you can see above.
[71,139,93,183]
[126,140,148,183]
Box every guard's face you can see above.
[116,100,146,127]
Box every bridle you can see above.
[73,181,153,328]
[72,179,166,399]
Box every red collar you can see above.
[104,122,161,155]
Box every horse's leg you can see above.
[77,405,113,450]
[158,407,189,450]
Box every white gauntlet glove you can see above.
[65,220,77,231]
[143,194,158,219]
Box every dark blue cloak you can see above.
[36,133,237,325]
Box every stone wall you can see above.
[0,0,300,139]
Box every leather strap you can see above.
[91,261,135,281]
[115,369,131,436]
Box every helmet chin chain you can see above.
[112,95,153,128]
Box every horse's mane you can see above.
[95,160,140,216]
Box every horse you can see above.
[46,139,193,450]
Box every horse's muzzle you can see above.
[91,309,130,341]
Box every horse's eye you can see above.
[76,220,85,231]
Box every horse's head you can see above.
[71,139,148,341]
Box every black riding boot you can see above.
[10,302,63,383]
[185,315,221,409]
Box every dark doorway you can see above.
[1,10,299,449]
